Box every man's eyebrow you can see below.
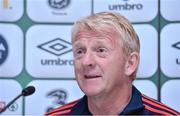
[73,42,83,49]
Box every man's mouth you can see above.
[84,75,101,79]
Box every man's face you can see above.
[72,27,128,97]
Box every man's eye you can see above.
[96,47,109,58]
[97,48,107,53]
[76,49,83,54]
[74,48,85,59]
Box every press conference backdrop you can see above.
[0,0,180,115]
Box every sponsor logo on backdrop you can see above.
[0,101,18,112]
[38,38,72,56]
[172,41,180,65]
[0,35,8,65]
[108,0,143,11]
[8,102,18,112]
[47,0,71,15]
[48,0,70,9]
[0,0,23,21]
[2,0,12,9]
[46,89,68,112]
[37,38,74,66]
[172,41,180,50]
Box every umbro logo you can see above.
[37,38,72,56]
[172,41,180,50]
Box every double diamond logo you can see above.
[172,41,180,50]
[37,38,72,56]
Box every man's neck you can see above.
[87,85,132,115]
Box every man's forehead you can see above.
[72,26,120,43]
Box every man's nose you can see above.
[82,51,95,67]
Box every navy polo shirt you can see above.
[70,86,148,115]
[45,86,180,115]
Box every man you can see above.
[45,12,180,115]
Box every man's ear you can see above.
[124,52,140,76]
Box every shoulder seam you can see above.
[49,109,71,115]
[56,99,80,111]
[143,103,172,115]
[45,99,80,115]
[142,94,180,115]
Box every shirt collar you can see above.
[120,85,144,115]
[70,95,91,115]
[71,85,144,115]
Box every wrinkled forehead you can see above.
[72,24,121,44]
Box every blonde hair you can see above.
[72,11,140,58]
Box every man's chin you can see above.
[81,87,102,97]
